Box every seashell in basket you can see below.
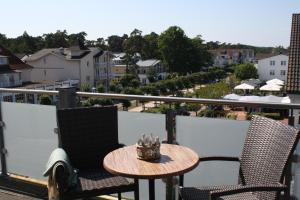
[136,143,161,161]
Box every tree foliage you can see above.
[234,63,258,80]
[107,34,127,52]
[158,27,211,74]
[39,95,52,105]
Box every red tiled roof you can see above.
[0,45,33,70]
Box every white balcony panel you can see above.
[1,102,58,180]
[118,111,166,200]
[177,116,249,187]
[118,111,166,145]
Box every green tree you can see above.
[164,79,177,96]
[107,35,127,52]
[39,95,52,105]
[119,74,140,88]
[96,84,105,93]
[123,29,145,61]
[158,26,191,74]
[142,32,160,59]
[121,99,131,111]
[146,68,158,83]
[68,32,87,48]
[81,84,92,92]
[234,63,258,80]
[196,81,230,99]
[0,34,8,47]
[43,30,69,48]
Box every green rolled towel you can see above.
[44,148,78,188]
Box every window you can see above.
[0,57,8,65]
[270,60,275,66]
[43,58,46,64]
[87,61,89,67]
[280,70,286,76]
[270,70,275,76]
[44,70,47,77]
[86,76,90,81]
[281,61,287,66]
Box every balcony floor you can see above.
[0,189,42,200]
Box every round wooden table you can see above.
[103,144,199,200]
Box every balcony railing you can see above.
[0,87,299,200]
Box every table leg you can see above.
[179,175,184,187]
[149,179,155,200]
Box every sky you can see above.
[2,0,300,47]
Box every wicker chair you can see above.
[179,115,299,200]
[55,106,139,200]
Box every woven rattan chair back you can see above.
[240,115,299,199]
[57,106,119,170]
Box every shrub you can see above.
[226,113,238,120]
[39,95,52,105]
[81,84,92,92]
[247,112,283,120]
[234,63,258,80]
[198,109,226,118]
[96,84,105,93]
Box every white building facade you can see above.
[257,54,288,82]
[0,46,33,87]
[25,47,113,87]
[136,59,166,84]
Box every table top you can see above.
[103,144,199,179]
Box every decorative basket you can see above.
[136,143,161,161]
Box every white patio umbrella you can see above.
[234,83,255,90]
[281,96,291,103]
[259,84,282,91]
[266,78,284,86]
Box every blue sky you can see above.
[2,0,300,47]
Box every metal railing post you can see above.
[57,86,77,109]
[166,109,176,144]
[0,101,7,177]
[165,109,177,200]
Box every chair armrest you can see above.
[118,143,126,148]
[200,156,240,162]
[54,164,70,194]
[210,183,287,200]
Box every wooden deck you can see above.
[0,189,43,200]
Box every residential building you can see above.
[209,49,255,67]
[0,45,32,87]
[111,53,127,83]
[24,46,113,87]
[257,54,288,82]
[94,51,114,88]
[287,13,300,94]
[136,59,166,84]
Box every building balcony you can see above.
[0,80,22,88]
[0,88,299,200]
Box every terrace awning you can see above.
[222,94,291,103]
[223,93,241,100]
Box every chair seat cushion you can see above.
[66,169,135,198]
[78,169,133,191]
[180,185,259,200]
